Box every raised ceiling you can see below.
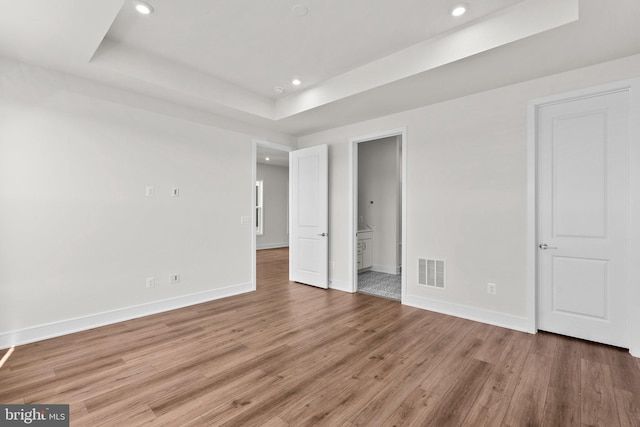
[105,0,526,99]
[1,0,640,136]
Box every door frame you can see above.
[349,128,407,301]
[526,78,640,356]
[251,139,294,290]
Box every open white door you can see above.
[290,145,329,289]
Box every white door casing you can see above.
[537,90,630,348]
[349,128,407,299]
[252,139,293,291]
[289,144,329,289]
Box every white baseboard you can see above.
[402,293,531,333]
[256,242,289,250]
[329,279,354,293]
[372,265,400,275]
[0,282,253,350]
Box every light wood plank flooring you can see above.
[2,248,640,426]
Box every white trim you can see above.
[0,282,253,350]
[527,77,640,356]
[253,139,295,152]
[329,279,354,293]
[251,141,257,291]
[349,140,357,292]
[629,80,640,357]
[372,265,399,275]
[403,294,530,333]
[401,133,408,303]
[349,128,407,302]
[256,242,289,250]
[525,96,538,334]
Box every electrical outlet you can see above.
[145,277,155,288]
[487,283,497,295]
[172,187,180,197]
[145,186,154,197]
[170,274,180,284]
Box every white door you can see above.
[289,145,328,289]
[537,90,630,348]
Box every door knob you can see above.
[538,243,558,250]
[318,232,328,237]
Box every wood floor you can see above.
[2,248,640,426]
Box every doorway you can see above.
[350,129,407,302]
[252,140,293,289]
[536,89,630,347]
[527,78,640,356]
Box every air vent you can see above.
[418,258,445,288]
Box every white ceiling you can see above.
[1,0,640,137]
[106,0,525,99]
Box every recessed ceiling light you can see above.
[292,78,302,86]
[265,157,270,161]
[134,1,154,15]
[273,86,284,94]
[450,3,468,17]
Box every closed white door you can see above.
[537,90,630,348]
[289,145,328,289]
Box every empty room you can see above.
[2,0,640,425]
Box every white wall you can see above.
[358,136,399,272]
[299,53,640,330]
[256,163,289,249]
[0,58,294,347]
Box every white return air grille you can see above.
[418,258,446,288]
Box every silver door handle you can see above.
[318,232,328,237]
[538,243,557,250]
